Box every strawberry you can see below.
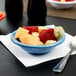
[39,28,55,43]
[23,26,38,34]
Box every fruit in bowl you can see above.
[47,0,76,9]
[11,26,65,54]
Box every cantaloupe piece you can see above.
[20,34,43,45]
[14,27,29,39]
[60,0,66,2]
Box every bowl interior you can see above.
[11,30,65,48]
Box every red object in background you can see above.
[53,0,74,1]
[53,0,60,1]
[66,0,74,1]
[39,29,55,43]
[23,26,38,34]
[0,11,6,21]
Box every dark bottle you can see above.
[27,0,47,26]
[5,0,23,21]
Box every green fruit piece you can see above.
[54,26,65,40]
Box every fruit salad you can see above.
[0,11,6,21]
[14,26,65,46]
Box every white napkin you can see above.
[0,25,75,67]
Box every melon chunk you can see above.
[32,32,39,37]
[20,34,43,45]
[14,27,29,39]
[38,26,48,33]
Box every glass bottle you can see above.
[5,0,23,21]
[27,0,47,26]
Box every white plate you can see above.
[0,25,75,67]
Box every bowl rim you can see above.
[47,0,76,4]
[11,30,65,48]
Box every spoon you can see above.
[53,36,76,73]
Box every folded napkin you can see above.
[0,25,75,67]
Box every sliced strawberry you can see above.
[39,28,55,43]
[23,26,32,33]
[23,26,38,34]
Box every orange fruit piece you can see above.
[0,11,3,17]
[14,27,29,39]
[20,34,43,45]
[0,11,6,21]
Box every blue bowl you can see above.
[11,30,65,55]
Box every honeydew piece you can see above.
[38,41,44,45]
[14,27,29,39]
[54,26,65,40]
[45,40,56,45]
[32,32,39,37]
[38,26,48,33]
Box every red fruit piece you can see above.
[66,0,74,1]
[0,11,6,21]
[39,29,55,43]
[23,26,38,34]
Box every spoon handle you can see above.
[53,49,73,72]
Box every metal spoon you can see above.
[53,36,76,73]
